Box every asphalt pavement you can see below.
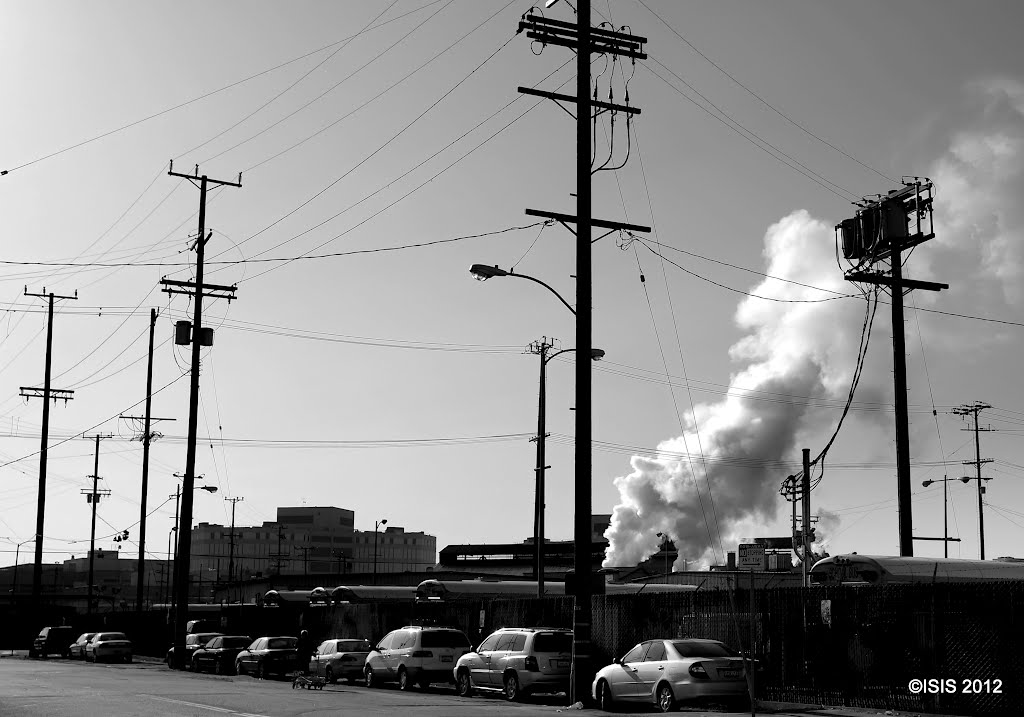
[0,651,968,717]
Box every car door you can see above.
[315,641,334,678]
[368,633,394,679]
[634,640,668,700]
[488,633,516,685]
[468,634,500,686]
[386,630,411,679]
[195,637,217,671]
[240,639,263,672]
[608,642,649,701]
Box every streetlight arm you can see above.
[509,271,576,315]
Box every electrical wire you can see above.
[0,0,450,176]
[635,0,897,184]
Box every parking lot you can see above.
[0,651,771,717]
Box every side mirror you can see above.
[612,657,621,665]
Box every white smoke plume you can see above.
[604,210,873,569]
[603,76,1024,571]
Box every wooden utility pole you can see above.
[516,6,648,703]
[801,449,812,587]
[840,181,944,556]
[121,308,175,612]
[82,434,112,615]
[21,288,77,604]
[162,160,241,670]
[954,402,993,559]
[225,496,243,601]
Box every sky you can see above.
[3,0,1024,574]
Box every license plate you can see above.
[555,659,569,669]
[720,669,742,679]
[441,655,452,663]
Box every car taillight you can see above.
[410,650,433,658]
[524,656,539,672]
[689,662,709,679]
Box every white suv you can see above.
[454,627,573,701]
[364,626,472,690]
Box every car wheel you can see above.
[364,667,377,688]
[398,667,412,691]
[504,672,522,702]
[656,683,676,713]
[324,666,335,684]
[456,669,474,697]
[598,680,616,712]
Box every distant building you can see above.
[188,507,437,588]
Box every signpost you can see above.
[737,543,761,716]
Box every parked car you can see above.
[165,632,224,669]
[364,625,472,690]
[592,639,748,712]
[454,627,572,701]
[68,632,97,660]
[191,635,253,674]
[308,638,372,684]
[234,636,299,679]
[29,626,76,658]
[85,632,133,663]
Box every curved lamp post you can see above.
[373,519,387,585]
[470,265,576,315]
[533,345,604,597]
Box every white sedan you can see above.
[85,632,133,663]
[592,638,748,712]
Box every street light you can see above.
[532,343,604,597]
[373,519,387,586]
[921,476,960,558]
[8,536,36,603]
[470,264,576,315]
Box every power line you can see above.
[0,1,449,176]
[635,0,897,184]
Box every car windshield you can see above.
[337,640,372,652]
[268,637,297,650]
[222,637,252,648]
[101,633,127,642]
[420,631,470,648]
[533,633,572,653]
[672,641,737,658]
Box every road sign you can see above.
[738,543,766,570]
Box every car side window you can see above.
[510,634,527,652]
[207,638,221,649]
[621,643,646,664]
[494,633,515,651]
[644,642,666,662]
[477,634,501,652]
[392,631,413,650]
[376,633,394,651]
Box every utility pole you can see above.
[954,402,993,559]
[162,161,240,670]
[801,449,812,587]
[21,287,77,604]
[225,496,243,602]
[121,308,175,612]
[169,485,180,615]
[297,544,312,576]
[270,524,288,576]
[527,337,555,597]
[840,180,944,556]
[517,6,648,703]
[81,434,112,616]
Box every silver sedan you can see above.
[592,638,748,712]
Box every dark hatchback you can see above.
[235,636,300,679]
[192,635,253,674]
[30,626,76,658]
